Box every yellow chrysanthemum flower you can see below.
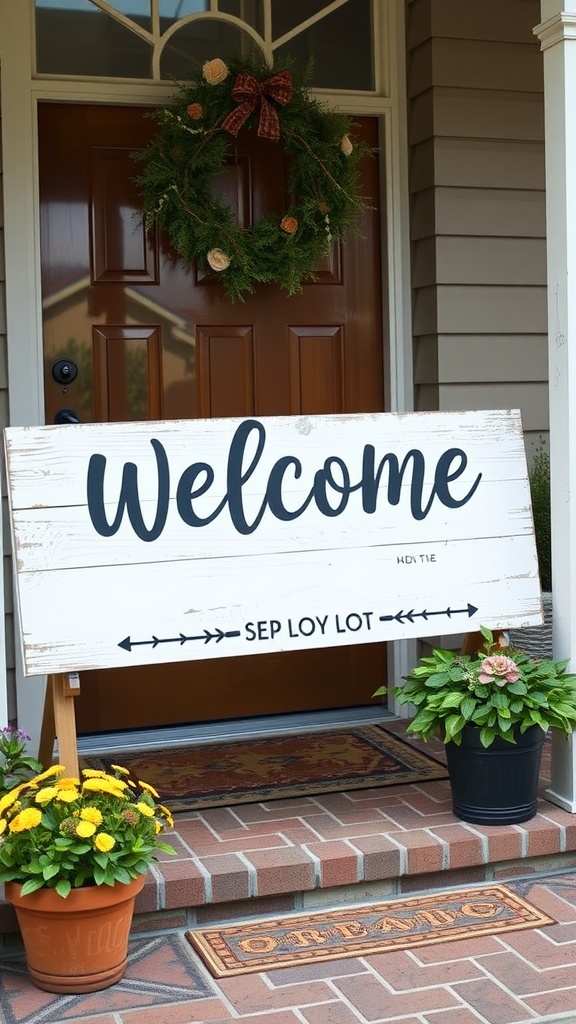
[0,819,7,835]
[9,807,42,832]
[110,764,130,775]
[0,788,23,815]
[57,777,80,789]
[35,786,58,805]
[81,769,108,779]
[76,820,97,838]
[56,787,80,803]
[94,832,116,852]
[159,805,174,828]
[33,765,65,783]
[82,779,126,798]
[101,774,129,790]
[138,780,160,799]
[135,801,154,817]
[80,807,103,825]
[154,820,162,834]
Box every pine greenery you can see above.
[133,52,372,302]
[530,442,552,591]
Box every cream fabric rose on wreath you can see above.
[340,134,353,156]
[207,247,231,271]
[202,58,229,85]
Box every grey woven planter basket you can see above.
[509,591,553,660]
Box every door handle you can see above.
[54,408,80,424]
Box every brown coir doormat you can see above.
[186,885,554,976]
[80,725,448,812]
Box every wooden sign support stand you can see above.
[38,673,81,778]
[461,630,505,656]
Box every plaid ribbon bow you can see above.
[221,70,293,141]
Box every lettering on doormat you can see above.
[186,884,554,976]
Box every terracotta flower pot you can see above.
[5,873,146,993]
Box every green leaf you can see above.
[552,703,576,718]
[93,864,107,886]
[506,681,528,695]
[113,866,133,885]
[55,879,72,899]
[443,714,465,742]
[479,726,497,747]
[155,842,177,856]
[20,877,46,896]
[440,693,464,709]
[42,863,60,881]
[490,691,510,708]
[459,696,476,720]
[496,728,517,744]
[425,672,453,688]
[480,625,494,646]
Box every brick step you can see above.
[3,729,575,943]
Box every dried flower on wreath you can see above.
[133,52,373,302]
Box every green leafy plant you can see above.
[0,726,42,794]
[530,441,552,592]
[0,763,176,898]
[385,626,576,748]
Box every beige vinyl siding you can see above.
[407,0,547,450]
[0,91,15,721]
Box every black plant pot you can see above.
[445,724,546,826]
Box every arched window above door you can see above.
[34,0,377,92]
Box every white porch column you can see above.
[535,3,576,810]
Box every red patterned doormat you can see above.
[186,885,554,976]
[81,725,448,812]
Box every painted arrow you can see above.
[379,603,478,625]
[118,628,241,652]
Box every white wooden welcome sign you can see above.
[4,409,542,677]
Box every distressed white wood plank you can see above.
[4,409,528,509]
[15,534,540,675]
[10,477,533,572]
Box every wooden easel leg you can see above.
[38,675,56,767]
[40,672,81,778]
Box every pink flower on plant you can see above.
[478,655,520,685]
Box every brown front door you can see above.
[39,103,387,733]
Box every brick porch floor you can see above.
[3,721,576,1023]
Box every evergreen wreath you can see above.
[134,53,372,302]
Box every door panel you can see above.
[39,103,388,733]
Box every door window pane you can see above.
[159,0,208,21]
[275,0,374,91]
[36,1,153,77]
[159,2,263,32]
[272,0,331,38]
[161,20,262,80]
